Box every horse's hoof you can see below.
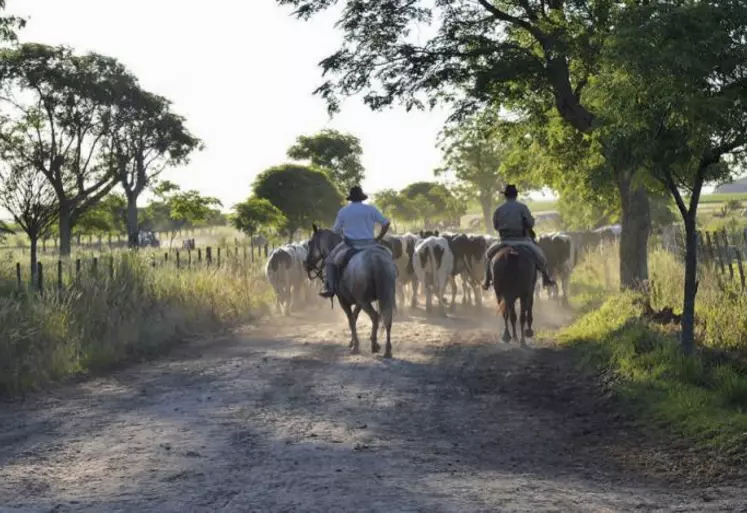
[501,334,511,343]
[350,346,360,355]
[371,342,381,353]
[383,351,392,359]
[525,329,534,338]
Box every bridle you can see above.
[305,244,328,282]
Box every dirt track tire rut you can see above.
[1,304,745,512]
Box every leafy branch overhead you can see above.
[276,0,600,130]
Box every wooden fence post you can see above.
[176,250,181,270]
[198,248,202,264]
[109,255,114,279]
[92,257,98,278]
[75,259,81,279]
[722,229,734,280]
[188,249,192,267]
[734,247,745,290]
[16,262,21,289]
[164,252,169,264]
[217,247,221,267]
[264,244,268,258]
[57,260,63,292]
[711,231,726,275]
[705,232,717,268]
[206,247,213,266]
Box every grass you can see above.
[0,250,273,396]
[563,243,747,461]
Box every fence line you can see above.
[9,243,282,295]
[659,225,747,290]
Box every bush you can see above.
[0,251,272,396]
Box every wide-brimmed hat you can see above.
[346,186,368,202]
[503,184,518,197]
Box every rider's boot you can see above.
[319,262,337,298]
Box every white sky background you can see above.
[6,0,458,210]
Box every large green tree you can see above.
[589,0,747,353]
[252,164,343,242]
[107,87,203,248]
[287,129,365,192]
[276,0,655,289]
[0,44,137,256]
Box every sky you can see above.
[5,0,455,210]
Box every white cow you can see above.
[264,243,309,315]
[413,235,454,316]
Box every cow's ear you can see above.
[312,224,318,233]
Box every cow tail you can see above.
[429,245,439,296]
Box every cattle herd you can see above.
[263,224,621,318]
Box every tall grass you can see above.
[0,252,273,396]
[565,242,747,460]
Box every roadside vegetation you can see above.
[564,244,747,462]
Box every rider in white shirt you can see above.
[319,186,391,298]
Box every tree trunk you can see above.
[126,194,139,248]
[479,195,493,233]
[618,175,651,290]
[681,214,698,355]
[58,203,73,257]
[29,234,38,284]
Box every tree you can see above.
[589,0,747,353]
[107,87,202,247]
[287,129,364,192]
[0,44,138,256]
[75,193,127,235]
[435,110,515,232]
[231,197,286,238]
[399,181,462,228]
[0,164,57,277]
[252,164,343,242]
[276,0,655,290]
[150,181,222,247]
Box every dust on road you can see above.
[1,303,745,512]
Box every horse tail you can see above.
[373,251,397,326]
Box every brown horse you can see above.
[491,245,538,345]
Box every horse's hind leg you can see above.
[359,302,381,353]
[341,301,361,354]
[501,305,511,343]
[524,293,535,340]
[349,305,362,348]
[509,300,518,341]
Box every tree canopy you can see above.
[252,163,343,240]
[231,197,286,238]
[0,43,139,254]
[286,129,365,192]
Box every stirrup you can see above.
[319,288,335,298]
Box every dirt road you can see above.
[1,303,745,512]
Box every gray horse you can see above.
[304,225,398,358]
